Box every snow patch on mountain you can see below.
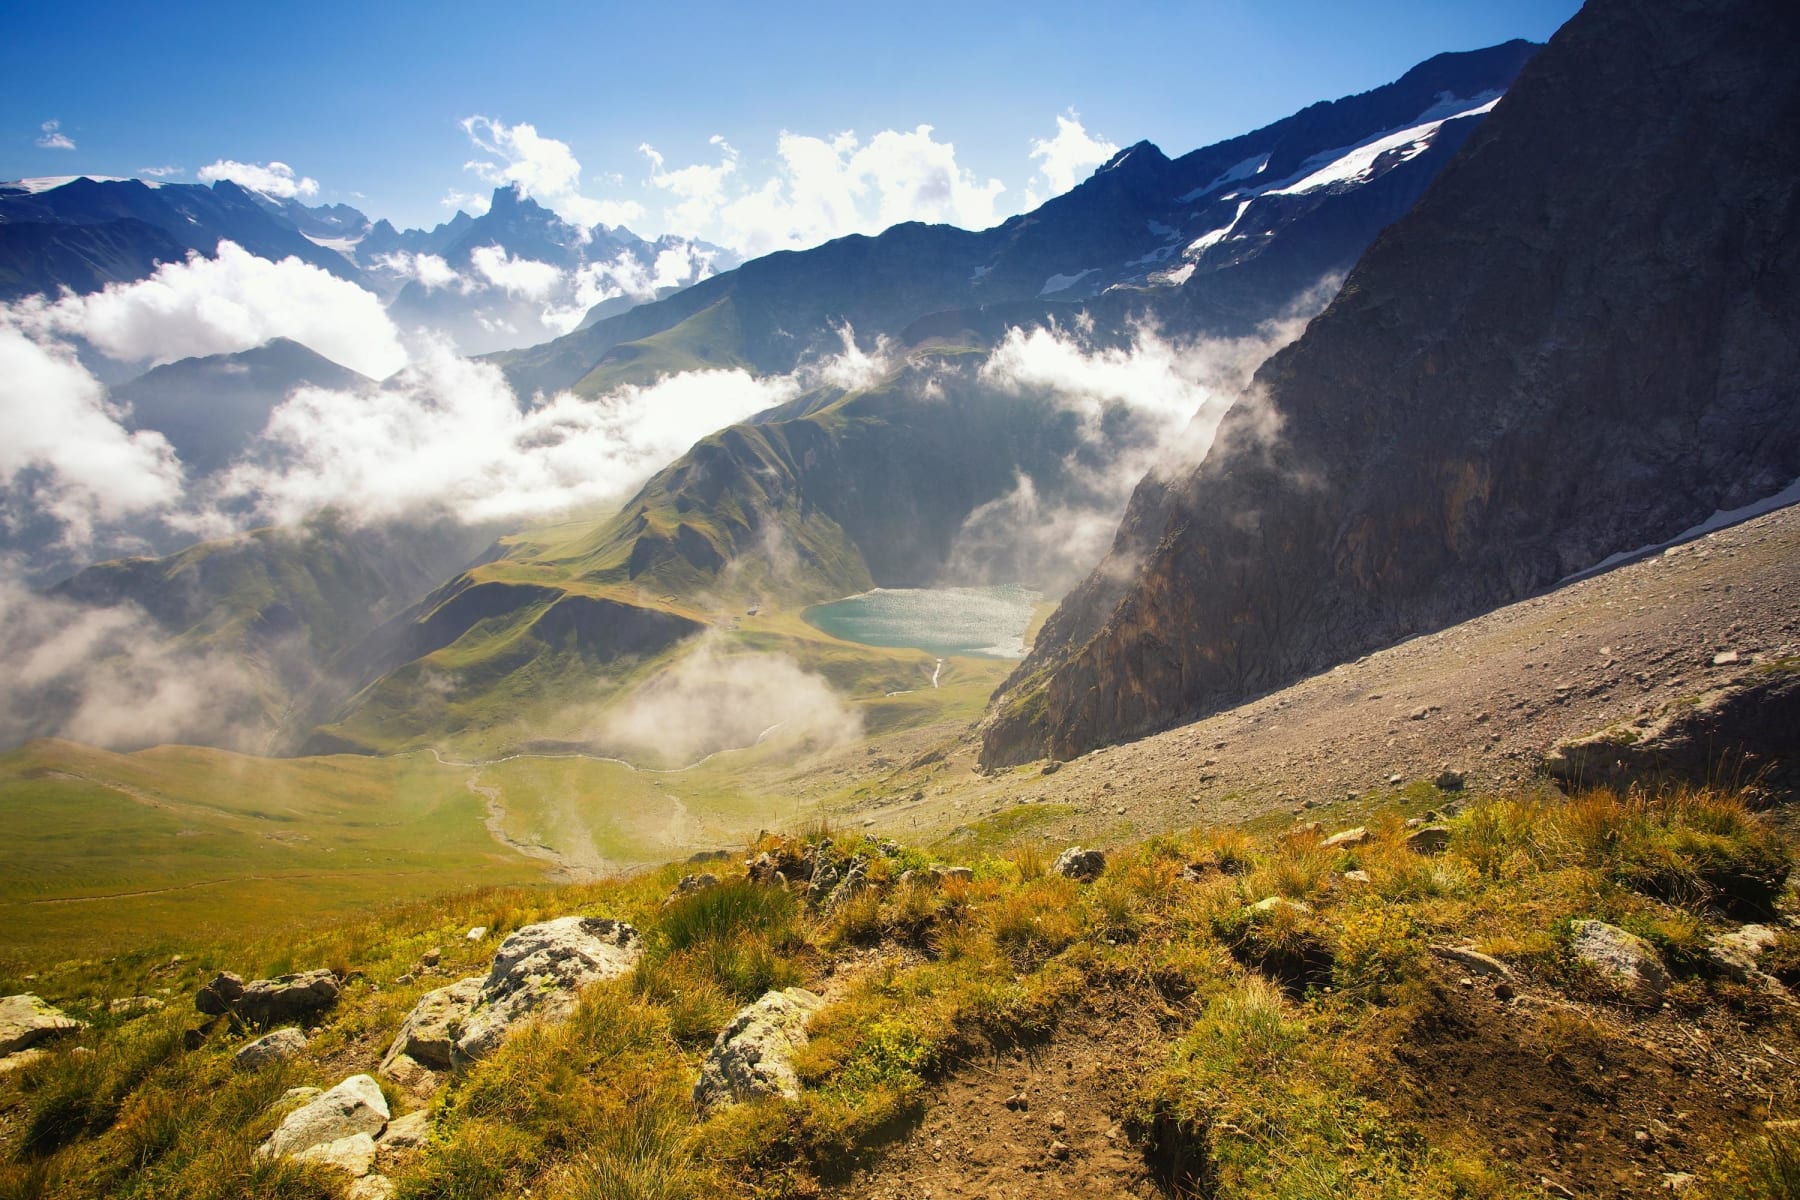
[1039,269,1098,296]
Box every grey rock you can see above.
[931,865,974,885]
[234,1027,307,1072]
[1435,768,1467,791]
[294,1132,377,1176]
[1321,826,1370,849]
[239,970,340,1026]
[1570,920,1671,1003]
[747,852,782,884]
[1051,846,1105,882]
[377,1109,431,1150]
[257,1073,389,1162]
[1706,923,1781,983]
[381,917,640,1071]
[0,994,85,1056]
[1250,896,1312,917]
[347,1176,395,1200]
[380,977,481,1072]
[1341,869,1373,884]
[195,972,246,1015]
[379,1053,441,1101]
[1429,945,1513,980]
[694,988,824,1108]
[1405,826,1452,855]
[822,857,869,914]
[106,995,164,1017]
[1545,673,1800,799]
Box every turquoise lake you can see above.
[803,585,1040,658]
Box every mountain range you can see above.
[6,38,1551,756]
[0,176,733,355]
[12,5,1794,777]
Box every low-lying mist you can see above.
[940,284,1336,594]
[0,579,268,753]
[590,640,863,771]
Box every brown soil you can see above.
[825,998,1177,1199]
[1374,962,1800,1198]
[849,502,1800,846]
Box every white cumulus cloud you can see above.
[1028,110,1119,202]
[642,124,1007,258]
[36,120,75,151]
[197,159,320,199]
[469,244,562,300]
[0,323,183,544]
[373,251,463,292]
[461,116,645,229]
[17,241,406,378]
[212,340,807,528]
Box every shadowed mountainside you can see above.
[982,0,1800,766]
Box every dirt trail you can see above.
[856,503,1800,843]
[826,1000,1171,1200]
[463,770,608,884]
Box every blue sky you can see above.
[6,0,1580,247]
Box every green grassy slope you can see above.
[0,740,546,969]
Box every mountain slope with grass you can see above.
[3,778,1798,1200]
[309,350,1163,756]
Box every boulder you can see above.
[195,972,246,1016]
[0,994,85,1056]
[1321,827,1370,849]
[1404,826,1452,855]
[694,988,824,1108]
[380,977,481,1072]
[747,852,782,884]
[931,866,974,885]
[1250,896,1313,917]
[1570,920,1671,1003]
[294,1133,377,1176]
[347,1177,395,1200]
[257,1074,388,1163]
[667,873,719,904]
[239,970,340,1025]
[1051,847,1106,882]
[381,917,640,1072]
[234,1027,307,1072]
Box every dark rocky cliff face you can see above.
[982,0,1800,766]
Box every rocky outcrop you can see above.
[0,994,84,1056]
[234,1027,307,1071]
[197,969,339,1026]
[982,0,1800,767]
[1545,668,1800,797]
[256,1074,389,1164]
[694,988,825,1108]
[381,917,640,1076]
